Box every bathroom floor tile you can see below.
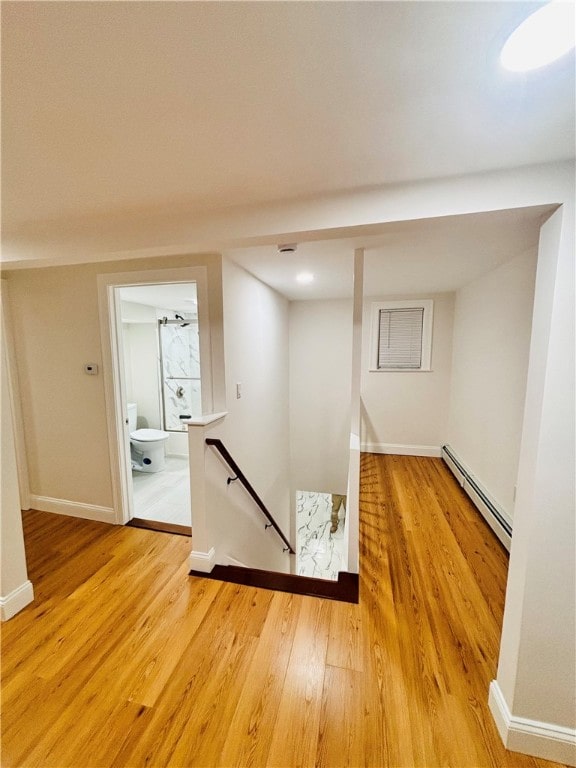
[131,456,191,527]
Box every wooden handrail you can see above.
[205,438,295,554]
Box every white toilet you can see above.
[127,403,170,473]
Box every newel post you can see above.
[184,412,228,573]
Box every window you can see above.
[369,300,433,371]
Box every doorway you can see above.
[98,266,213,530]
[117,283,201,535]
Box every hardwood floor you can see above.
[1,454,568,768]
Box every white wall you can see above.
[220,259,291,539]
[490,204,576,764]
[4,253,223,513]
[360,291,455,453]
[8,264,115,508]
[289,298,352,496]
[447,247,538,519]
[123,323,161,429]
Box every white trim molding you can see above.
[30,495,116,524]
[189,547,216,573]
[182,411,228,427]
[361,442,442,458]
[1,279,31,511]
[1,580,34,621]
[489,681,576,766]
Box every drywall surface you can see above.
[496,204,576,739]
[360,291,454,452]
[7,162,571,266]
[447,247,537,519]
[4,253,223,510]
[123,323,162,429]
[220,259,291,538]
[289,298,352,496]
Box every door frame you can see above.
[1,278,31,512]
[97,266,212,524]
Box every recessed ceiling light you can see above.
[296,272,314,284]
[500,1,575,72]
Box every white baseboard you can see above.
[361,442,442,458]
[189,547,216,573]
[489,681,576,766]
[166,452,189,460]
[1,580,34,621]
[30,495,116,524]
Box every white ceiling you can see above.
[1,2,572,300]
[225,205,552,300]
[119,283,198,312]
[2,1,573,236]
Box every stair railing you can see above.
[205,438,295,554]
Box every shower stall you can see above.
[158,316,202,431]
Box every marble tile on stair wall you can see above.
[296,490,346,581]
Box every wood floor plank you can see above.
[2,460,571,768]
[325,600,363,672]
[316,665,364,768]
[126,573,223,708]
[218,591,302,768]
[265,597,332,767]
[6,564,188,765]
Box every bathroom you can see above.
[119,283,201,531]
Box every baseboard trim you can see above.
[1,580,34,621]
[361,442,442,458]
[191,564,359,603]
[189,547,216,573]
[29,495,116,524]
[489,681,576,766]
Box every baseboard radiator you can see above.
[441,445,512,551]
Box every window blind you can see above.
[377,307,424,369]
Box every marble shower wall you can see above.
[160,322,202,430]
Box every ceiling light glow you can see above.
[500,1,575,72]
[296,272,314,284]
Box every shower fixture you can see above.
[160,314,192,327]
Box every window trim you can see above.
[369,299,434,372]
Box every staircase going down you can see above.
[189,563,359,603]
